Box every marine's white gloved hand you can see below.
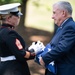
[28,41,45,54]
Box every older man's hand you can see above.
[39,56,45,66]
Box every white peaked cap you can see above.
[0,3,22,16]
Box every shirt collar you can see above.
[60,18,70,27]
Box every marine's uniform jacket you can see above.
[0,24,33,75]
[42,17,75,75]
[0,24,28,61]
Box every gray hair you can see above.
[53,1,72,15]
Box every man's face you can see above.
[52,5,64,26]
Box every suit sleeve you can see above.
[42,25,75,65]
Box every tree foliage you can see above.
[0,0,22,5]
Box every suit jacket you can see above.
[42,17,75,75]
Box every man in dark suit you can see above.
[38,1,75,75]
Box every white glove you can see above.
[28,41,45,54]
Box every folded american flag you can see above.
[34,43,56,74]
